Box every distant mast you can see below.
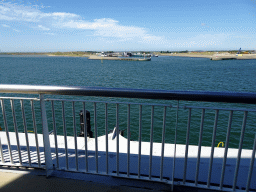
[237,48,241,54]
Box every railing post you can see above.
[40,94,53,176]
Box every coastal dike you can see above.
[88,55,151,61]
[161,53,256,60]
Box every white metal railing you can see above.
[0,84,255,191]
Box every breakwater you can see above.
[88,55,151,61]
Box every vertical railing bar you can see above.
[20,99,31,166]
[72,101,78,171]
[207,109,219,188]
[94,102,98,173]
[10,99,22,164]
[116,103,119,176]
[0,99,14,164]
[233,111,248,191]
[31,100,41,167]
[172,101,179,191]
[0,137,5,163]
[246,133,256,192]
[183,108,192,184]
[149,105,154,180]
[105,103,109,175]
[220,110,233,189]
[127,104,131,177]
[195,108,205,186]
[83,102,88,172]
[51,100,59,169]
[138,105,142,178]
[39,94,53,176]
[62,101,69,170]
[160,106,167,181]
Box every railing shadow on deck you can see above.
[1,143,255,191]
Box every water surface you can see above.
[0,55,255,149]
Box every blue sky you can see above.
[0,0,256,52]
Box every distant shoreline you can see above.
[2,52,256,60]
[0,52,92,57]
[47,54,90,57]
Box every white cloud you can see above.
[1,23,21,32]
[45,32,55,35]
[2,24,10,28]
[51,12,78,18]
[61,18,164,43]
[62,18,118,30]
[13,29,21,32]
[0,3,40,22]
[38,25,50,31]
[0,2,80,22]
[0,2,163,44]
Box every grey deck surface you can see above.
[0,169,164,192]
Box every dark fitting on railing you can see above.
[79,110,93,138]
[110,127,125,140]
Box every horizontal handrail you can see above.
[0,84,256,104]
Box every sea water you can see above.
[0,55,256,149]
